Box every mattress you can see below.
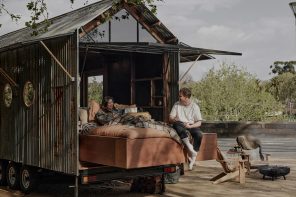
[79,125,185,169]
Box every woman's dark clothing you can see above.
[95,108,123,125]
[173,121,203,151]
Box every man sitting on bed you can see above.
[169,87,203,170]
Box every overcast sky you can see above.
[1,0,296,81]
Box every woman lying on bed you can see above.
[95,96,124,125]
[79,97,182,144]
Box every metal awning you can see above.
[79,42,242,63]
[178,42,241,62]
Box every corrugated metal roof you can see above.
[0,0,178,50]
[0,0,116,49]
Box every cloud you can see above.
[1,0,296,81]
[160,0,241,12]
[194,0,242,12]
[196,25,248,48]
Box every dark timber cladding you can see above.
[0,34,78,174]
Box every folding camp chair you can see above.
[210,147,247,184]
[241,148,270,172]
[236,135,270,172]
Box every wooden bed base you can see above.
[79,135,185,169]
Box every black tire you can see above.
[131,176,165,194]
[19,166,37,194]
[0,160,8,186]
[159,174,166,195]
[6,162,20,189]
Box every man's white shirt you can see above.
[170,101,202,124]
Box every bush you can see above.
[186,63,282,121]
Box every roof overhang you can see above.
[179,42,241,62]
[79,42,242,63]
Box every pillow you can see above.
[79,108,88,125]
[114,103,136,110]
[127,112,151,120]
[88,100,100,121]
[242,147,261,161]
[124,107,137,113]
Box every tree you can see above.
[0,2,20,28]
[0,0,163,35]
[186,63,282,121]
[281,75,296,103]
[264,73,296,116]
[269,61,296,75]
[264,72,295,102]
[88,77,103,104]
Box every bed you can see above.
[79,125,185,169]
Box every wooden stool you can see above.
[196,133,218,161]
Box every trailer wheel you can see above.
[6,162,20,189]
[159,174,166,194]
[20,166,36,194]
[0,160,8,186]
[131,175,165,194]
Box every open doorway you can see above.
[87,75,103,106]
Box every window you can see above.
[23,81,35,107]
[110,9,137,42]
[139,24,157,42]
[3,83,12,107]
[79,9,157,43]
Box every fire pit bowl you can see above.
[258,165,290,180]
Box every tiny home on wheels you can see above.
[0,0,241,195]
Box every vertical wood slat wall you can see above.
[0,34,78,175]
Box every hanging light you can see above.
[290,2,296,18]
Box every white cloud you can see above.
[1,0,296,81]
[196,25,248,48]
[160,0,241,12]
[194,0,242,12]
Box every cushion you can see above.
[242,148,261,161]
[89,125,170,139]
[124,107,137,113]
[79,108,88,125]
[126,112,151,120]
[114,103,136,110]
[88,100,100,121]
